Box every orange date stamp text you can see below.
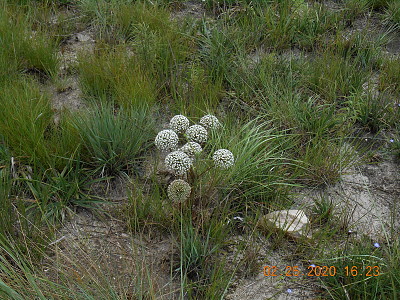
[263,265,381,277]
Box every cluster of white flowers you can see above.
[154,114,235,204]
[200,115,221,130]
[167,179,191,203]
[165,151,192,175]
[185,125,208,144]
[155,130,178,151]
[180,142,202,157]
[170,115,190,134]
[212,149,235,169]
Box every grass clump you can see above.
[21,157,104,224]
[304,53,368,103]
[0,232,160,299]
[125,177,173,233]
[347,91,396,132]
[207,117,294,207]
[77,46,157,108]
[223,1,340,51]
[0,7,59,79]
[225,53,305,110]
[198,24,241,84]
[171,61,224,116]
[0,146,13,236]
[327,31,386,70]
[0,234,62,299]
[384,1,400,26]
[79,0,191,91]
[379,57,400,94]
[71,104,155,176]
[178,218,230,299]
[278,97,346,139]
[294,136,358,186]
[79,0,173,42]
[0,80,54,167]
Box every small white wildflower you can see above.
[167,179,191,203]
[213,149,234,169]
[170,115,190,134]
[185,125,208,144]
[180,142,202,157]
[200,115,221,130]
[155,130,178,151]
[165,151,192,175]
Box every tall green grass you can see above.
[326,31,387,70]
[0,144,13,236]
[0,232,163,299]
[220,0,340,51]
[379,57,400,94]
[70,104,155,176]
[170,60,224,116]
[21,157,105,224]
[304,53,368,103]
[347,91,396,132]
[77,46,157,108]
[0,6,59,79]
[384,1,400,26]
[193,117,294,208]
[0,80,54,167]
[198,24,241,83]
[223,51,359,186]
[79,0,191,93]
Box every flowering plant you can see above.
[155,129,178,151]
[170,115,190,134]
[185,125,208,144]
[212,149,235,169]
[167,179,192,203]
[154,114,234,204]
[165,151,192,175]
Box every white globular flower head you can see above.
[155,130,178,151]
[170,115,190,134]
[200,115,221,130]
[165,151,192,175]
[185,125,208,144]
[180,142,202,157]
[213,149,234,169]
[167,179,191,203]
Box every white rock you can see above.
[76,32,93,42]
[259,210,311,239]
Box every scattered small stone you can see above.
[259,210,311,239]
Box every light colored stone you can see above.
[259,210,311,239]
[76,32,93,42]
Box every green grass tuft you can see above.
[77,45,157,108]
[0,80,54,167]
[70,103,155,176]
